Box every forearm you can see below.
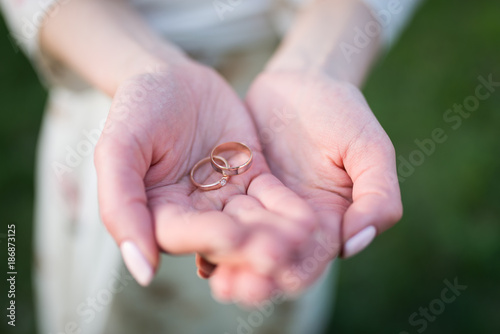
[266,0,381,87]
[40,0,187,96]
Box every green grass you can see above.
[1,0,499,333]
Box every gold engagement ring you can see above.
[190,142,253,191]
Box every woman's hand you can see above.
[95,61,318,304]
[245,70,403,291]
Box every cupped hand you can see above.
[245,70,403,292]
[94,60,318,302]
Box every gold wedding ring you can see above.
[190,156,230,191]
[190,142,253,191]
[210,142,253,176]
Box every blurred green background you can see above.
[0,0,499,333]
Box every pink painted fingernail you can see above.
[343,226,377,258]
[197,268,212,280]
[120,241,154,286]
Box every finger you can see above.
[243,229,288,275]
[296,188,346,253]
[232,269,274,307]
[209,265,235,303]
[276,229,336,294]
[95,128,157,287]
[246,173,318,243]
[204,227,288,276]
[341,136,403,258]
[215,194,292,274]
[198,194,294,274]
[224,194,311,245]
[152,202,245,254]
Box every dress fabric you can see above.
[0,0,421,333]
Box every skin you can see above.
[40,0,402,305]
[209,0,402,299]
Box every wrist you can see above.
[264,0,382,87]
[114,45,192,95]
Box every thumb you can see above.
[95,125,158,286]
[341,136,402,258]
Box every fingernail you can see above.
[197,268,211,280]
[120,241,154,286]
[343,225,377,258]
[197,269,204,279]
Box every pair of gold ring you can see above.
[190,142,253,190]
